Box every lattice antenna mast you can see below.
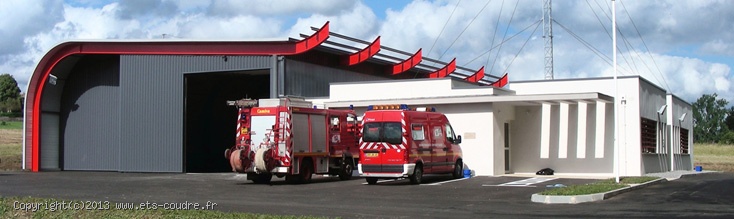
[543,0,554,80]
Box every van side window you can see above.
[411,124,425,141]
[433,126,444,142]
[445,124,457,143]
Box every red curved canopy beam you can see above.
[342,36,380,66]
[464,66,485,83]
[427,58,457,78]
[295,21,330,53]
[24,22,331,171]
[489,73,508,88]
[389,49,422,75]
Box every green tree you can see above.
[693,93,730,143]
[0,74,21,113]
[725,106,734,131]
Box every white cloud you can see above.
[208,0,358,17]
[180,15,282,39]
[600,53,733,102]
[700,39,734,56]
[287,1,378,41]
[0,0,64,55]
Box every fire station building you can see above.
[23,22,693,177]
[318,76,693,176]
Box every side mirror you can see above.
[456,135,462,144]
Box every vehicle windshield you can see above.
[362,122,402,144]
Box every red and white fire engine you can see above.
[358,104,464,185]
[224,98,360,184]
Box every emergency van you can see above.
[358,104,463,185]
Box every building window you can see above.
[641,117,657,153]
[680,128,689,154]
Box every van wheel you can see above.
[452,160,463,179]
[338,159,354,180]
[409,165,423,185]
[366,177,378,185]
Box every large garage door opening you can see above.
[184,70,270,172]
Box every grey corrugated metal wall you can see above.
[53,55,385,172]
[119,55,271,172]
[60,55,121,171]
[285,59,388,97]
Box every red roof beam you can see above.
[489,73,508,88]
[389,48,422,75]
[428,58,457,78]
[342,36,380,66]
[464,66,485,83]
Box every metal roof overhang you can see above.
[303,27,502,83]
[325,92,613,108]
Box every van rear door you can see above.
[360,122,405,173]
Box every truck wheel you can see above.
[409,165,423,185]
[299,159,313,184]
[366,177,378,185]
[338,159,354,180]
[452,160,463,179]
[251,173,272,184]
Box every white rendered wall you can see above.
[329,78,498,101]
[511,77,642,176]
[438,103,496,176]
[510,103,614,176]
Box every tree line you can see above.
[693,93,734,144]
[0,74,22,116]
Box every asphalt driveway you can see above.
[1,171,732,218]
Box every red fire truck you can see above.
[358,104,463,185]
[224,98,360,184]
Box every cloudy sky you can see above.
[1,0,732,103]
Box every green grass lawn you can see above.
[0,197,329,219]
[540,176,660,196]
[0,121,22,130]
[0,128,22,171]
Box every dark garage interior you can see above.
[184,70,270,172]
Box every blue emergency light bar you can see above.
[368,104,410,111]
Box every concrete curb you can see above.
[531,178,667,204]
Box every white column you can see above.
[577,102,588,158]
[667,94,674,171]
[558,102,569,158]
[595,101,606,158]
[540,103,551,159]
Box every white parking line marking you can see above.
[422,177,470,186]
[482,177,557,187]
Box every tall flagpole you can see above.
[612,0,620,183]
